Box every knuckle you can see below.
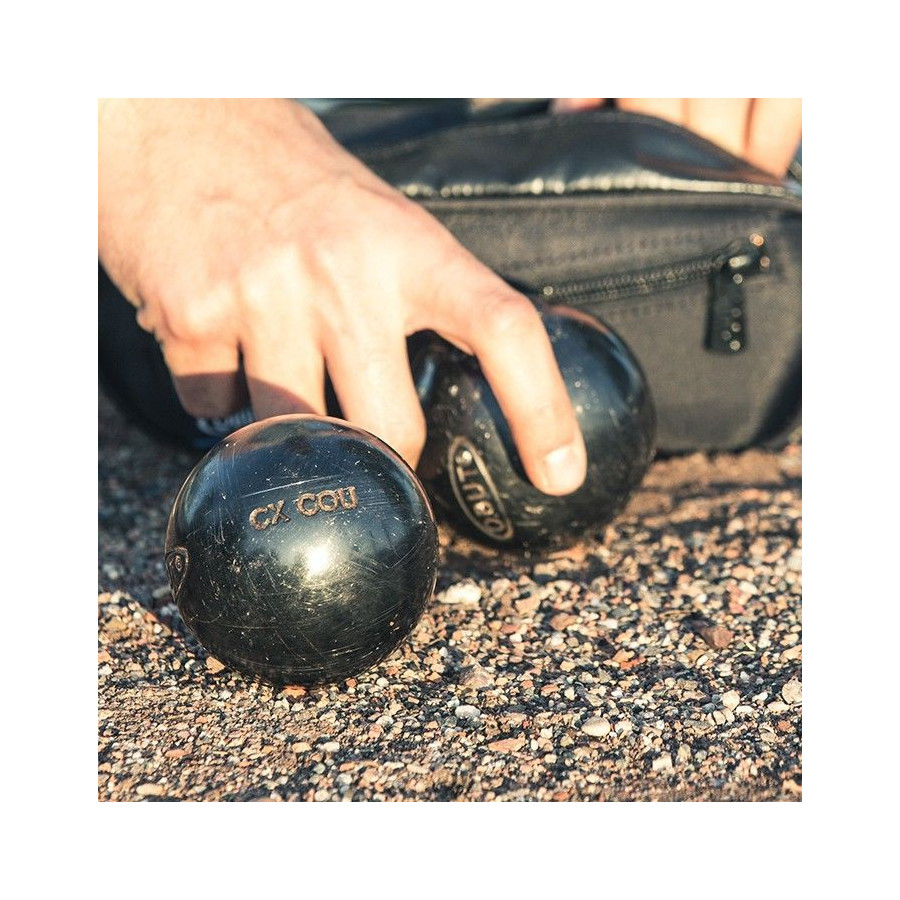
[237,247,304,315]
[517,396,578,451]
[163,290,229,345]
[482,291,540,341]
[534,393,572,425]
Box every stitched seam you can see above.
[435,200,794,220]
[468,215,785,272]
[398,176,796,200]
[422,193,802,215]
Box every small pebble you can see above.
[440,582,483,605]
[459,665,494,689]
[781,679,802,705]
[698,625,734,649]
[721,690,740,710]
[652,753,673,772]
[581,717,612,737]
[455,705,481,720]
[488,737,525,753]
[136,783,165,797]
[281,685,307,701]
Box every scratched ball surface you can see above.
[414,307,656,550]
[164,415,439,685]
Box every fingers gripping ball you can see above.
[165,415,439,684]
[414,307,656,550]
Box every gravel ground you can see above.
[98,389,802,802]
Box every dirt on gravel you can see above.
[98,390,801,802]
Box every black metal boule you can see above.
[414,306,656,550]
[165,415,439,685]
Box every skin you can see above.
[99,98,800,493]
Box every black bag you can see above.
[99,102,801,452]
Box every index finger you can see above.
[426,263,587,496]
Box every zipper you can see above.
[534,233,770,354]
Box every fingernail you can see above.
[539,438,587,495]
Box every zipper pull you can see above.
[706,233,769,354]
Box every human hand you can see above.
[552,98,801,177]
[98,99,586,494]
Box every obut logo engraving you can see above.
[447,437,514,541]
[249,486,358,531]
